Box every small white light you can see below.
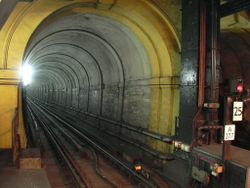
[20,63,33,86]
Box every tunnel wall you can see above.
[0,0,181,151]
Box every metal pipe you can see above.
[100,127,174,161]
[32,98,174,144]
[204,0,220,144]
[198,0,207,107]
[210,0,220,103]
[222,96,233,188]
[84,112,174,143]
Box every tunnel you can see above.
[20,0,250,186]
[22,1,181,158]
[0,0,250,188]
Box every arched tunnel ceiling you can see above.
[25,14,151,86]
[25,12,156,123]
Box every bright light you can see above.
[237,84,244,93]
[20,63,33,86]
[134,164,142,172]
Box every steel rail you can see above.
[27,98,157,188]
[27,104,87,188]
[29,102,118,188]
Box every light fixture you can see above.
[20,63,33,86]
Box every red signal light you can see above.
[229,79,244,95]
[237,84,244,93]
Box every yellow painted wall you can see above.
[0,69,23,148]
[0,85,18,148]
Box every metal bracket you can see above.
[203,103,220,109]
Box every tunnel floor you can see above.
[0,150,51,188]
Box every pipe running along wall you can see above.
[13,0,181,152]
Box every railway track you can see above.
[27,98,160,188]
[27,103,88,188]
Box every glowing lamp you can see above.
[20,63,33,86]
[237,84,244,93]
[230,79,244,95]
[134,164,142,172]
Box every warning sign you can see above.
[233,101,243,121]
[224,124,235,141]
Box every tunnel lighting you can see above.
[134,164,142,172]
[20,63,33,86]
[237,84,244,93]
[230,79,244,95]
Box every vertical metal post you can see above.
[222,96,233,188]
[206,0,220,144]
[210,0,220,103]
[198,0,207,107]
[178,0,200,144]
